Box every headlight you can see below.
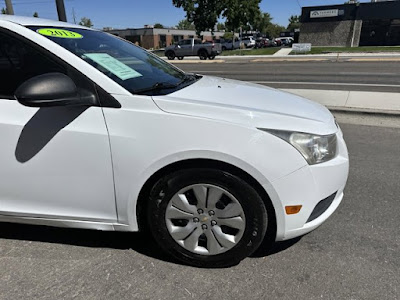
[259,129,338,165]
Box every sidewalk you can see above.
[280,89,400,115]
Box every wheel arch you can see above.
[197,48,208,55]
[136,158,277,240]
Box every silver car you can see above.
[165,38,222,60]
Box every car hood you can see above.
[152,76,337,135]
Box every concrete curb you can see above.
[327,107,400,116]
[160,52,400,60]
[280,89,400,116]
[164,55,400,63]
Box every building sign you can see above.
[292,43,312,53]
[310,9,339,18]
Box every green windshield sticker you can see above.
[37,28,83,39]
[83,53,142,80]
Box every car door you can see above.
[0,29,117,222]
[177,39,192,56]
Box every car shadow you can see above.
[250,236,302,258]
[0,222,174,263]
[0,222,301,266]
[15,106,88,163]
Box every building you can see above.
[299,0,400,47]
[105,27,225,49]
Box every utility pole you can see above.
[5,0,14,15]
[55,0,67,22]
[72,7,76,24]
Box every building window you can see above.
[173,35,184,43]
[159,34,167,48]
[126,35,141,46]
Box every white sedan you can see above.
[0,15,349,267]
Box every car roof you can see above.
[0,15,92,30]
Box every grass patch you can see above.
[291,46,400,55]
[220,48,280,56]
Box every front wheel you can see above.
[147,168,268,268]
[177,56,184,60]
[208,56,215,60]
[166,51,176,60]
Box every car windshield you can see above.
[28,26,193,95]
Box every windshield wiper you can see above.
[133,74,200,95]
[133,82,180,94]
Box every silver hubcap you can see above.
[165,184,246,255]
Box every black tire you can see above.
[177,56,184,60]
[146,168,268,268]
[222,46,227,51]
[166,51,175,60]
[198,49,208,60]
[208,56,215,60]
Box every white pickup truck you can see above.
[214,38,240,51]
[164,38,222,60]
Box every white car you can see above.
[241,37,256,48]
[0,16,349,267]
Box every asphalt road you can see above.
[175,60,400,93]
[0,113,399,300]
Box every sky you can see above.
[6,0,372,29]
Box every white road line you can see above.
[338,72,397,76]
[252,81,400,88]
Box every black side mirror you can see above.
[15,72,96,107]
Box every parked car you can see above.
[0,15,349,268]
[213,38,240,51]
[164,38,222,60]
[275,37,294,47]
[273,38,283,47]
[241,37,256,48]
[254,38,274,48]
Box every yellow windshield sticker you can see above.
[83,53,143,80]
[37,28,83,39]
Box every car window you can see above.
[28,26,187,96]
[0,30,66,99]
[194,40,201,45]
[179,39,191,46]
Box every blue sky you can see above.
[8,0,370,29]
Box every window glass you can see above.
[0,31,65,99]
[29,27,190,95]
[179,39,191,46]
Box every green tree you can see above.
[154,23,164,28]
[33,12,39,18]
[1,7,7,14]
[177,19,195,30]
[252,12,272,33]
[287,15,300,31]
[265,23,286,39]
[79,17,93,28]
[223,32,234,39]
[217,22,226,31]
[172,0,261,35]
[223,0,261,32]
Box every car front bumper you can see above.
[265,130,349,241]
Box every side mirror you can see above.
[15,73,96,107]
